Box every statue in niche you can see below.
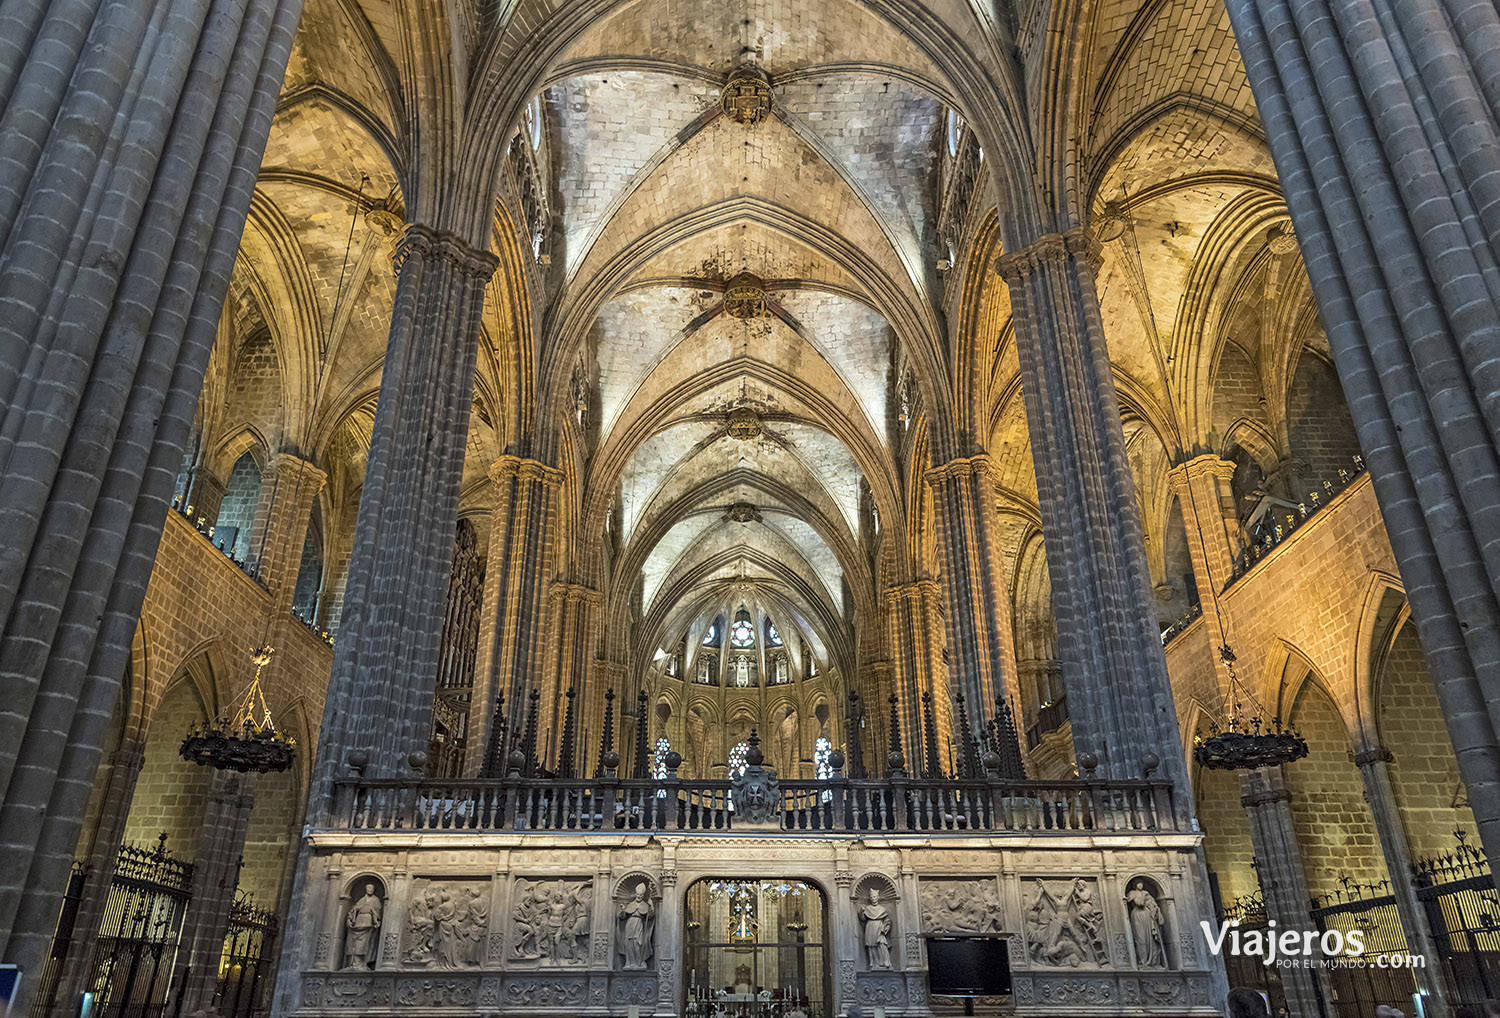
[697,653,712,684]
[919,880,1002,935]
[1023,878,1108,967]
[512,880,592,964]
[858,887,893,970]
[617,882,656,970]
[776,708,799,771]
[733,654,751,687]
[773,654,788,684]
[686,706,709,778]
[343,882,383,970]
[1126,880,1167,968]
[402,883,488,969]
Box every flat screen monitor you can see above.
[925,937,1012,997]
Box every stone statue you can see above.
[511,880,592,964]
[733,654,751,687]
[617,881,656,970]
[857,887,893,969]
[774,654,788,684]
[1126,880,1166,967]
[777,708,798,770]
[343,883,383,970]
[462,887,490,965]
[686,705,709,778]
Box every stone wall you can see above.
[284,831,1222,1017]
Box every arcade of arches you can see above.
[4,0,1500,1016]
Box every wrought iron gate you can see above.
[214,896,278,1018]
[86,835,194,1018]
[1310,882,1417,1018]
[1415,834,1500,1016]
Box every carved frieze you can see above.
[502,976,586,1007]
[1037,976,1114,1005]
[855,972,908,1007]
[396,977,478,1007]
[609,976,658,1004]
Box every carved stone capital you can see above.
[394,223,500,281]
[488,455,563,488]
[994,228,1100,281]
[884,579,942,602]
[1240,786,1292,809]
[1353,746,1394,767]
[549,582,604,607]
[923,453,994,487]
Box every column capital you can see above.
[1241,785,1292,809]
[394,223,500,281]
[549,582,604,607]
[1167,454,1238,488]
[993,227,1101,281]
[266,451,328,495]
[488,454,563,487]
[884,579,942,601]
[1353,745,1395,767]
[923,453,994,487]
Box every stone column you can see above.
[0,0,306,995]
[176,771,258,1014]
[245,452,327,607]
[52,741,147,1017]
[539,583,604,770]
[1167,456,1244,698]
[309,225,498,794]
[1222,0,1500,880]
[1355,747,1452,1015]
[924,455,1021,737]
[1240,768,1326,1017]
[185,470,228,528]
[996,231,1189,800]
[882,581,947,773]
[656,865,681,1017]
[466,456,563,776]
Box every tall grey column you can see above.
[925,455,1022,748]
[996,233,1189,799]
[176,771,257,1014]
[1354,747,1452,1015]
[309,224,498,795]
[0,0,305,1002]
[1222,0,1500,880]
[1240,769,1326,1018]
[467,456,562,775]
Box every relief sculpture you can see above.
[919,879,1002,935]
[1023,878,1108,967]
[402,883,489,969]
[511,879,593,965]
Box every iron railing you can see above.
[329,772,1180,835]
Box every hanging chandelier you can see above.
[1193,644,1308,771]
[180,645,296,773]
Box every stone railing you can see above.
[1228,455,1366,584]
[169,495,265,586]
[329,771,1181,836]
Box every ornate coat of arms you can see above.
[730,733,781,823]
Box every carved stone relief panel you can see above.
[401,878,490,969]
[502,975,586,1007]
[855,972,908,1007]
[395,976,479,1006]
[1021,877,1109,967]
[918,878,1003,935]
[510,878,594,966]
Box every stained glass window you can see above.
[653,737,670,798]
[730,619,754,647]
[767,621,782,646]
[815,736,833,802]
[703,623,717,645]
[729,741,749,779]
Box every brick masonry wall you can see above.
[1286,353,1362,488]
[122,680,214,857]
[1284,683,1389,895]
[1380,622,1481,860]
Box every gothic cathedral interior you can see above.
[3,0,1500,1017]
